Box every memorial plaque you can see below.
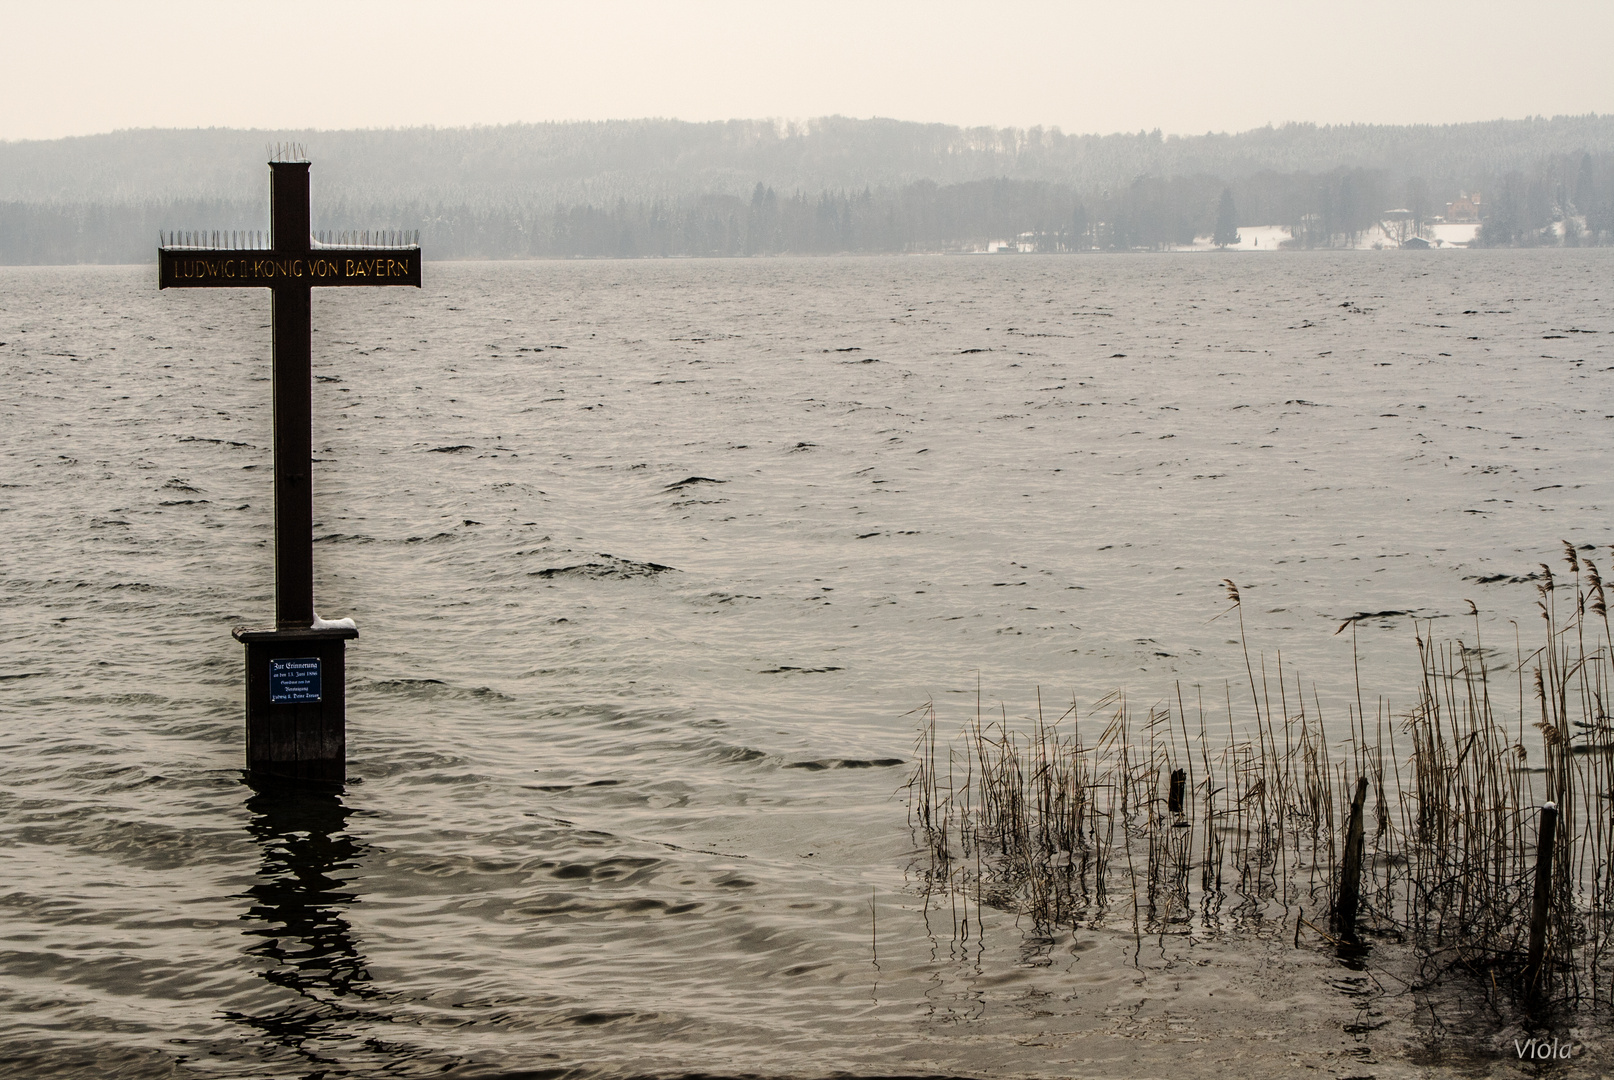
[269,657,323,703]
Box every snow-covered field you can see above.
[1432,221,1482,245]
[1180,220,1481,251]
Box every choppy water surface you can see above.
[2,252,1612,1078]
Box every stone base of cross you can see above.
[160,152,420,783]
[233,624,357,782]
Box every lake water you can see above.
[2,251,1611,1078]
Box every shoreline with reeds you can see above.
[908,544,1614,1022]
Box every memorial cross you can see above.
[159,148,421,783]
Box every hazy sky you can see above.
[5,0,1612,142]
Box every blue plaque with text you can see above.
[269,657,322,703]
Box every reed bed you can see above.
[907,545,1614,1011]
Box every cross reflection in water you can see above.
[232,780,387,1070]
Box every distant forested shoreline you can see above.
[3,116,1612,262]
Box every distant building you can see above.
[1381,208,1416,245]
[1446,191,1482,223]
[1402,236,1432,249]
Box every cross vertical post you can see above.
[159,152,422,784]
[271,161,314,629]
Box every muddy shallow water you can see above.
[2,251,1611,1077]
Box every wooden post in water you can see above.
[1523,801,1559,996]
[158,149,421,783]
[1167,768,1187,815]
[1334,775,1369,945]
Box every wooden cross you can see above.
[159,150,421,783]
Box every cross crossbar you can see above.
[159,248,420,288]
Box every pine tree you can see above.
[1213,187,1240,247]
